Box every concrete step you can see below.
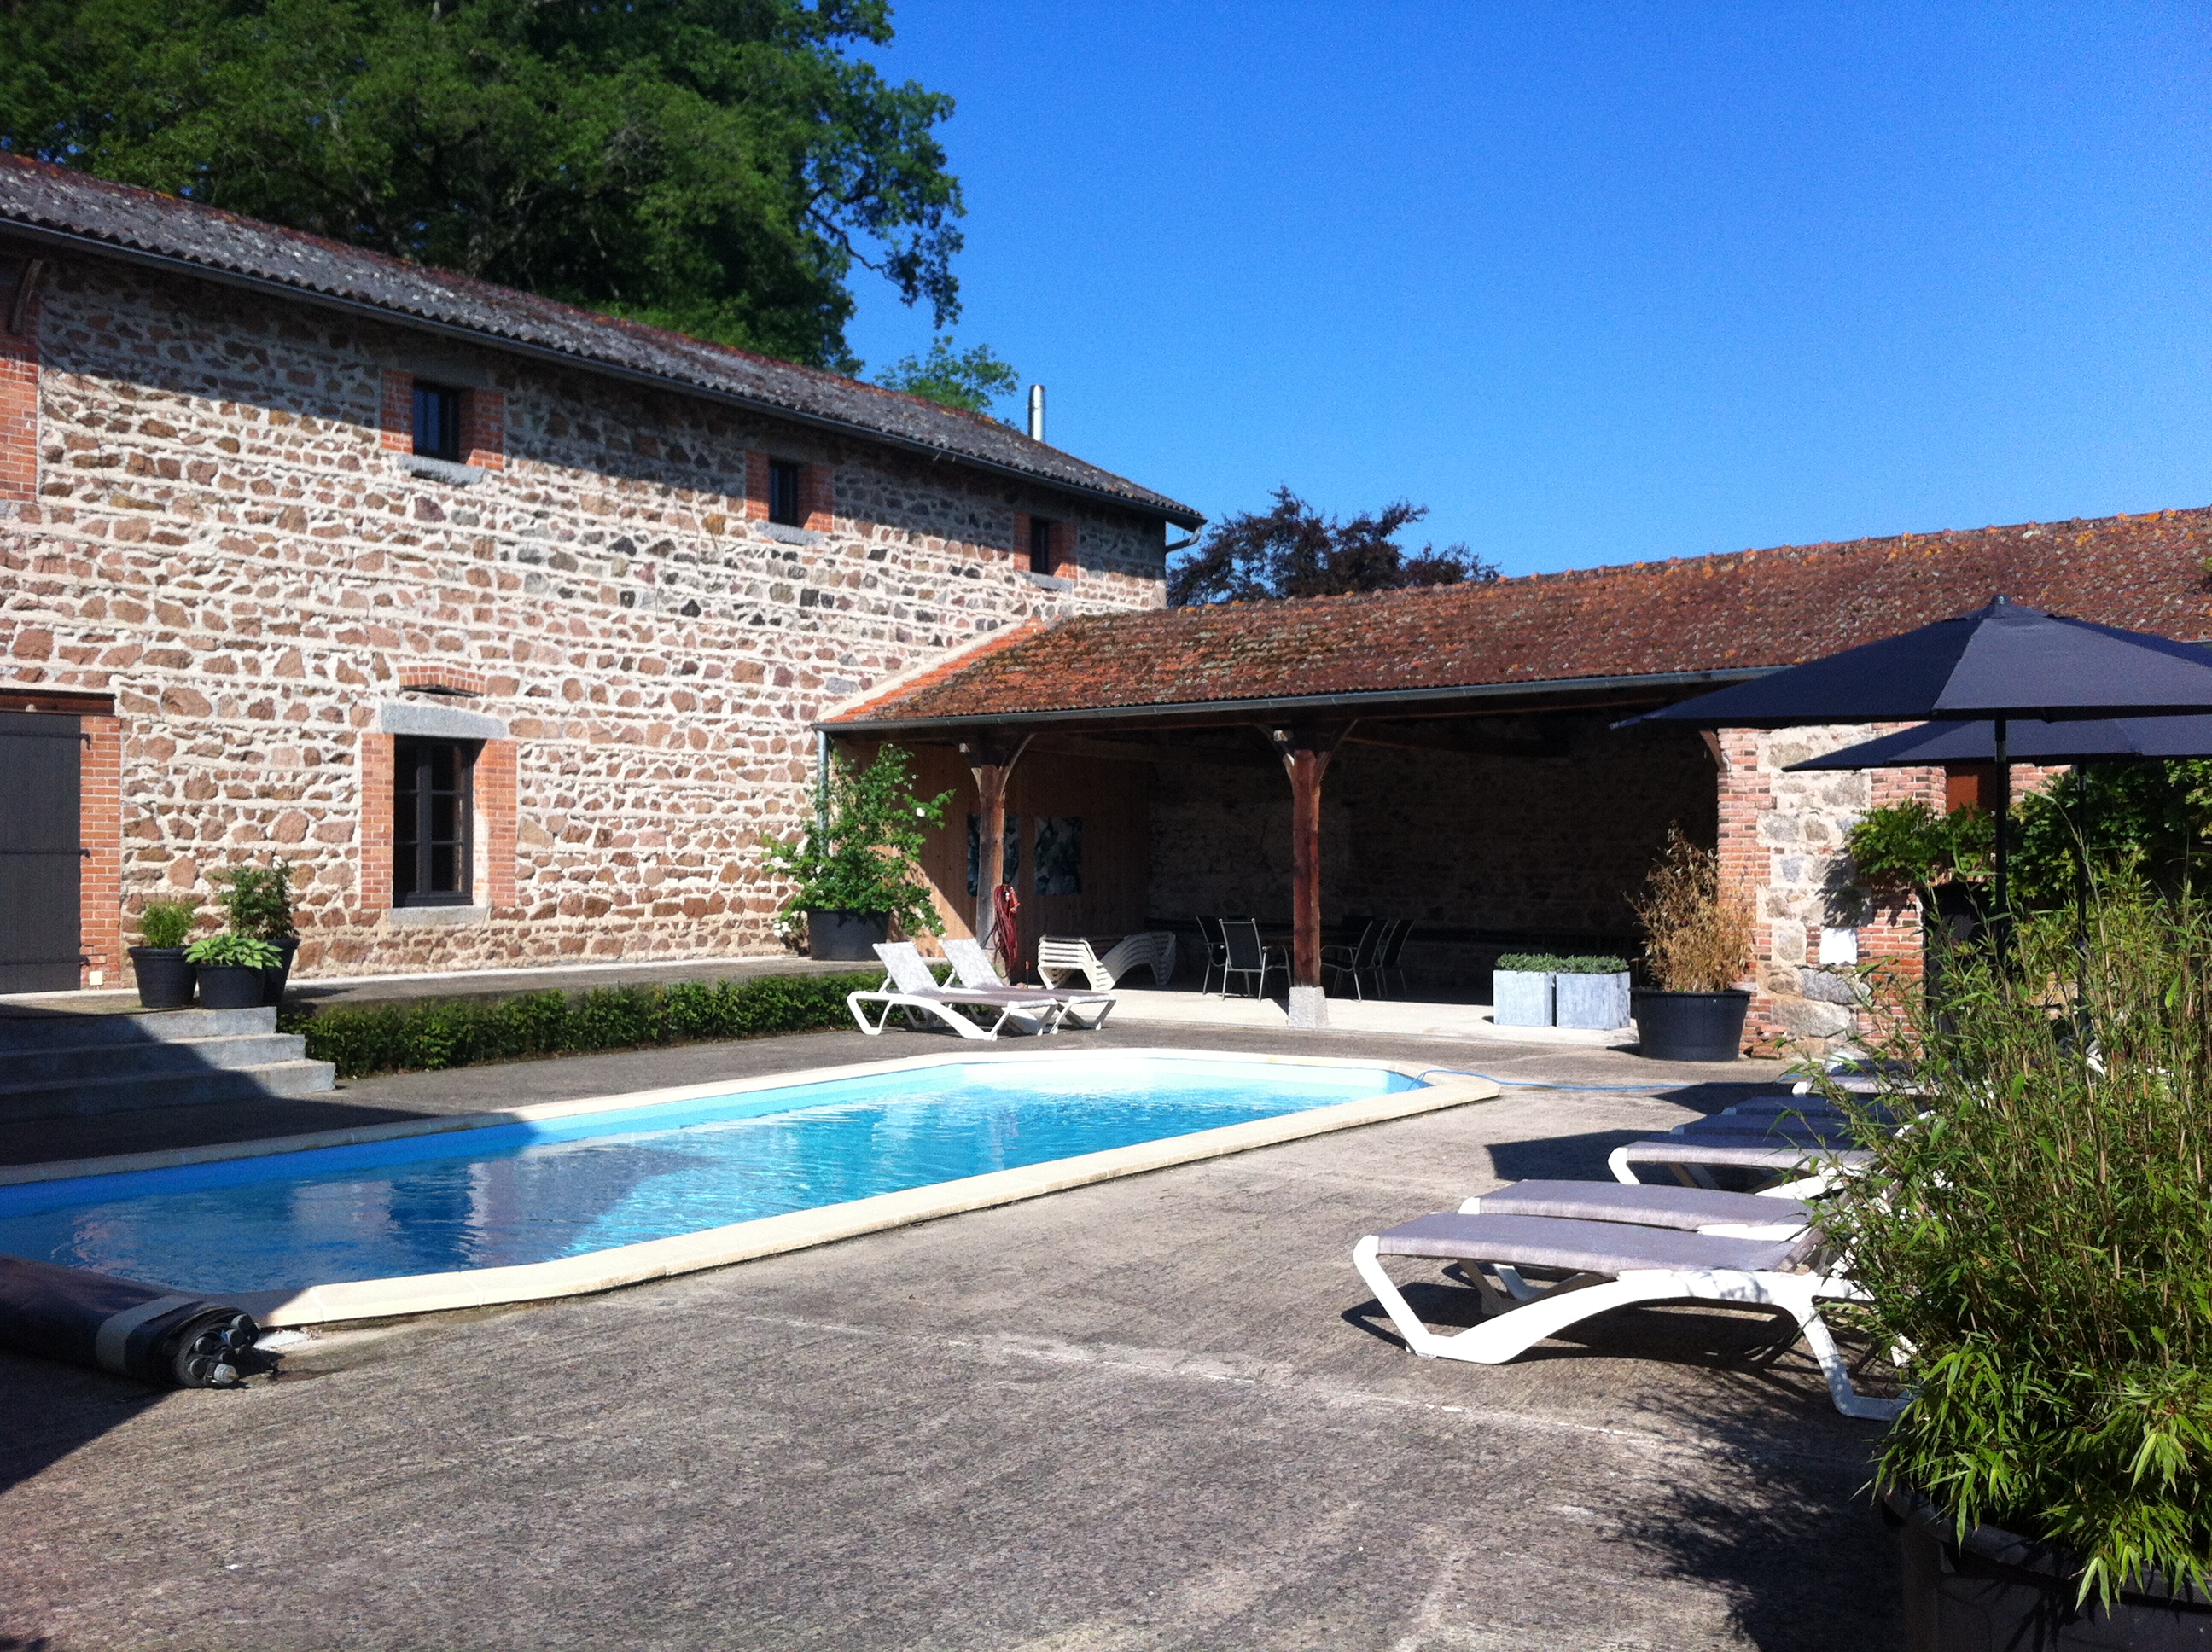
[0,1032,311,1089]
[0,1059,337,1124]
[0,1006,277,1054]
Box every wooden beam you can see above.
[1343,722,1568,760]
[958,734,1030,963]
[1021,732,1277,771]
[1261,723,1352,1015]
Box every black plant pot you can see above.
[128,947,195,1009]
[806,910,890,962]
[1633,988,1751,1062]
[260,936,300,1008]
[195,965,267,1011]
[1887,1487,2212,1650]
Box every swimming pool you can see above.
[0,1051,1490,1324]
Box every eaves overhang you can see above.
[0,218,1207,531]
[818,666,1779,736]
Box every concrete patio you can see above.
[0,1023,1896,1649]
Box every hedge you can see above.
[1493,952,1630,974]
[280,971,881,1080]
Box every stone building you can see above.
[0,156,1201,992]
[829,508,2212,1051]
[6,157,2210,1055]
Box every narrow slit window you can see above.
[1028,516,1057,575]
[393,736,476,905]
[768,460,805,527]
[412,382,463,462]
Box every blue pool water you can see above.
[0,1056,1418,1293]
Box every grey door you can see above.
[0,713,83,992]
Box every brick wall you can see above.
[1715,725,2064,1055]
[0,256,36,503]
[0,255,1169,980]
[79,712,121,986]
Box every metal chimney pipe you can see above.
[1027,384,1045,443]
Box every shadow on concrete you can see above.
[1608,1397,1901,1649]
[0,1349,167,1497]
[1487,1129,1656,1182]
[1340,1269,1901,1650]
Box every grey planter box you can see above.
[1554,971,1633,1030]
[1493,969,1554,1027]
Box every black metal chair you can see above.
[1219,917,1284,999]
[1195,915,1230,994]
[1320,918,1383,999]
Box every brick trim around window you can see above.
[359,731,396,915]
[476,738,518,910]
[801,462,835,532]
[461,388,505,471]
[380,370,413,453]
[362,730,518,913]
[0,258,38,503]
[743,450,771,521]
[399,666,490,697]
[80,714,122,988]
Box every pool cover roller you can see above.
[0,1254,260,1387]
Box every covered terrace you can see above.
[821,505,2212,1039]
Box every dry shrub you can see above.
[1633,827,1755,992]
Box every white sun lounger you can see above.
[1353,1209,1901,1419]
[847,943,1072,1041]
[941,938,1117,1029]
[1035,931,1177,992]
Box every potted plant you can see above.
[1552,954,1633,1030]
[760,746,951,961]
[126,899,199,1009]
[1490,953,1557,1027]
[184,931,282,1009]
[215,859,298,1006]
[1630,829,1755,1060]
[1825,895,2212,1648]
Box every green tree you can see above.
[0,0,965,369]
[1167,487,1500,608]
[872,334,1020,416]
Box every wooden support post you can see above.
[959,734,1030,961]
[1265,724,1349,1028]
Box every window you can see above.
[1028,515,1057,575]
[393,737,475,905]
[412,382,463,462]
[767,459,805,527]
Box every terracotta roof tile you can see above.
[831,508,2212,724]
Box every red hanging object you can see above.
[991,882,1021,980]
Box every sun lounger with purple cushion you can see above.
[1352,1208,1901,1419]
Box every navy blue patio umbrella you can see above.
[1779,715,2212,770]
[1624,597,2212,925]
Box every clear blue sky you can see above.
[846,3,2212,577]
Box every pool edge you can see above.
[224,1064,1499,1326]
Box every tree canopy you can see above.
[1166,486,1499,608]
[871,334,1020,416]
[0,0,967,370]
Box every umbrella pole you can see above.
[1993,717,2011,966]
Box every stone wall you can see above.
[1146,716,1718,986]
[0,255,1170,982]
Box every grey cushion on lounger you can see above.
[1620,1140,1874,1172]
[1667,1116,1860,1145]
[1373,1213,1813,1276]
[1464,1180,1811,1231]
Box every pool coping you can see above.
[1,1048,1499,1328]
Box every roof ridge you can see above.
[0,154,1198,525]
